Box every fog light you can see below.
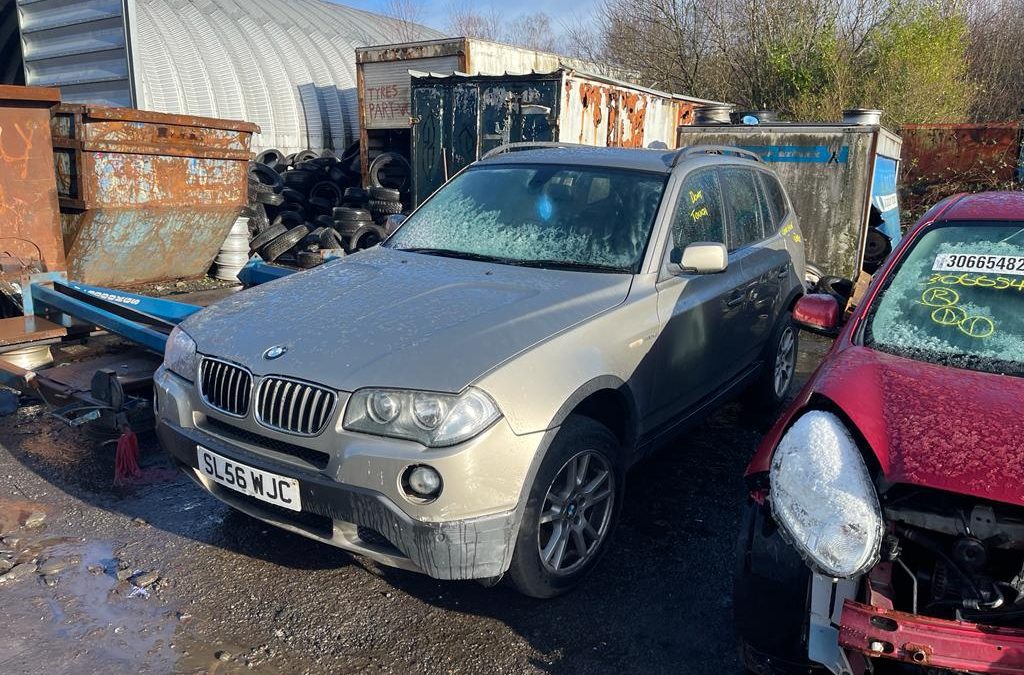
[404,465,442,499]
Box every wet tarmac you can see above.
[0,335,830,675]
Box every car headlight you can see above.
[163,325,198,382]
[343,387,501,447]
[769,410,883,578]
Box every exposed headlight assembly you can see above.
[163,325,198,382]
[770,410,883,579]
[343,387,501,447]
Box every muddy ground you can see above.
[0,336,829,675]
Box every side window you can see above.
[759,172,790,230]
[669,170,725,253]
[719,168,765,249]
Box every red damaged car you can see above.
[734,191,1024,674]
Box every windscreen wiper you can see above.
[394,247,514,264]
[511,259,631,273]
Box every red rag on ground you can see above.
[114,429,141,485]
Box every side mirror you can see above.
[680,242,728,274]
[384,213,406,236]
[793,293,841,335]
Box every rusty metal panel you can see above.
[65,206,243,287]
[678,125,880,279]
[0,85,66,278]
[56,104,257,286]
[901,122,1021,187]
[560,73,691,149]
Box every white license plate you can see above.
[197,446,301,511]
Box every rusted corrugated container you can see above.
[0,85,65,279]
[51,105,259,287]
[356,37,713,184]
[901,123,1022,186]
[677,120,903,280]
[409,70,712,205]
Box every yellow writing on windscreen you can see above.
[928,272,1024,292]
[918,286,996,339]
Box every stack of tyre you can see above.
[240,147,411,271]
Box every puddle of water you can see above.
[0,497,50,533]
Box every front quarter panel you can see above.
[476,276,661,437]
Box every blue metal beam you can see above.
[237,257,296,287]
[30,283,169,354]
[64,281,202,324]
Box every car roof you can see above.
[478,147,677,173]
[476,146,764,174]
[941,191,1024,222]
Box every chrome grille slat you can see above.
[198,358,252,418]
[255,376,336,436]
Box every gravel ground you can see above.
[0,336,829,675]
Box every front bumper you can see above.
[159,419,517,579]
[839,600,1024,673]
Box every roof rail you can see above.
[481,141,590,160]
[670,145,763,167]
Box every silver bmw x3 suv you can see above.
[155,144,805,597]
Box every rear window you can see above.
[865,221,1024,377]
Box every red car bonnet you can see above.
[747,194,1024,507]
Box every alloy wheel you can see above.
[774,326,796,398]
[537,449,615,575]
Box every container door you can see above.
[448,83,479,177]
[514,81,558,144]
[411,85,447,206]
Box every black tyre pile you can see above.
[241,147,409,269]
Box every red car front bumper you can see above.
[839,600,1024,672]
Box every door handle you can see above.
[776,268,789,279]
[726,293,745,308]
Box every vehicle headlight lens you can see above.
[367,391,400,424]
[769,410,882,579]
[344,387,501,447]
[163,325,198,382]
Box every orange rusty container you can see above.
[51,105,260,287]
[0,85,65,279]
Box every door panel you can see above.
[649,169,752,427]
[411,85,446,206]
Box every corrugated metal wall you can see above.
[13,0,443,153]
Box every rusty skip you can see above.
[54,105,260,287]
[901,122,1022,186]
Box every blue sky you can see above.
[338,0,598,33]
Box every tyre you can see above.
[734,501,825,674]
[293,149,318,164]
[318,227,345,250]
[255,190,284,207]
[282,169,318,192]
[343,187,368,201]
[816,276,853,309]
[248,161,283,191]
[862,227,892,272]
[333,206,371,221]
[804,262,824,289]
[314,214,335,230]
[255,148,283,168]
[345,225,385,251]
[241,204,269,233]
[507,415,623,599]
[260,225,308,262]
[368,198,402,216]
[272,211,305,229]
[312,179,340,201]
[296,250,323,269]
[369,151,412,190]
[280,187,305,203]
[745,311,798,416]
[369,186,401,202]
[248,222,287,254]
[304,227,328,248]
[307,196,332,216]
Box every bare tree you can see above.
[447,1,502,41]
[506,12,560,52]
[385,0,426,43]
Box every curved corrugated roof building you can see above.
[9,0,443,152]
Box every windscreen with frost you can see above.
[387,164,667,271]
[866,221,1024,376]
